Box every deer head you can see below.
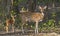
[39,6,47,12]
[10,14,16,23]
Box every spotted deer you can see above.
[5,14,15,32]
[20,6,47,34]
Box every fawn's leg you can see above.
[12,24,15,32]
[6,22,9,33]
[35,21,38,34]
[21,23,24,34]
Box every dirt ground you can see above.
[0,32,60,36]
[0,29,60,36]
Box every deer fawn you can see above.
[5,14,15,32]
[20,6,47,34]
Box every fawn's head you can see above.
[39,6,47,12]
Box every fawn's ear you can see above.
[39,6,42,9]
[39,6,47,9]
[43,6,47,9]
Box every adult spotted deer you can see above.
[20,6,47,34]
[5,14,15,32]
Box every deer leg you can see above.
[6,23,9,33]
[21,23,24,34]
[12,24,14,32]
[35,21,38,34]
[6,26,8,33]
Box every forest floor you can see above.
[0,32,60,36]
[0,29,60,36]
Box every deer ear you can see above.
[44,6,47,9]
[39,6,42,9]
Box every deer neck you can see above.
[12,17,15,21]
[41,12,44,16]
[10,14,15,22]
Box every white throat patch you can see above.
[42,13,44,16]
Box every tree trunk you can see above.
[27,0,36,12]
[52,0,55,8]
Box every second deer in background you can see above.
[5,14,15,33]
